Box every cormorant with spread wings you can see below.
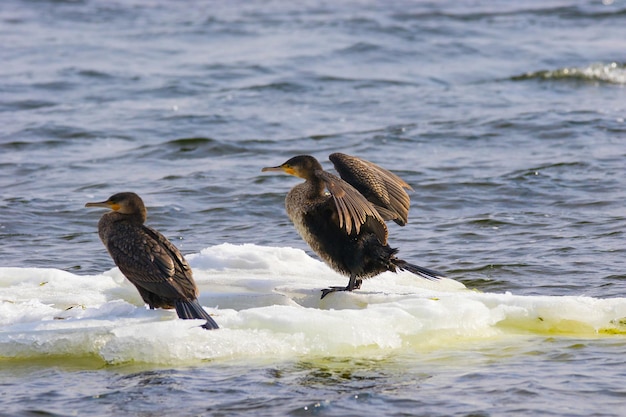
[262,153,444,298]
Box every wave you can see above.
[1,243,625,365]
[512,62,626,84]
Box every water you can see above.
[1,0,625,415]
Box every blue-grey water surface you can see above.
[1,0,626,416]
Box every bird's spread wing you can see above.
[315,169,387,242]
[329,153,413,226]
[106,224,195,299]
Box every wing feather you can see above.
[329,153,413,226]
[106,223,196,300]
[316,170,387,242]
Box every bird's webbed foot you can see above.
[320,278,362,299]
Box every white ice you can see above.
[1,244,625,365]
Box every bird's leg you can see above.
[320,275,361,299]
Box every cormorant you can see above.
[262,153,445,298]
[85,192,218,329]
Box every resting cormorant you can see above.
[85,192,218,329]
[262,153,444,298]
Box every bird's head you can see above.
[85,192,147,219]
[262,155,322,180]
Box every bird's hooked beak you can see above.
[85,200,120,211]
[262,164,297,177]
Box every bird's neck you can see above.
[106,210,146,225]
[305,176,326,198]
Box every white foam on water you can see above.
[518,62,626,84]
[1,244,625,365]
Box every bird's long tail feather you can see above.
[175,299,219,330]
[394,259,445,281]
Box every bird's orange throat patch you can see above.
[282,166,298,177]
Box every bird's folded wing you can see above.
[142,226,198,298]
[107,225,192,299]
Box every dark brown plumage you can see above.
[85,192,218,329]
[262,153,444,298]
